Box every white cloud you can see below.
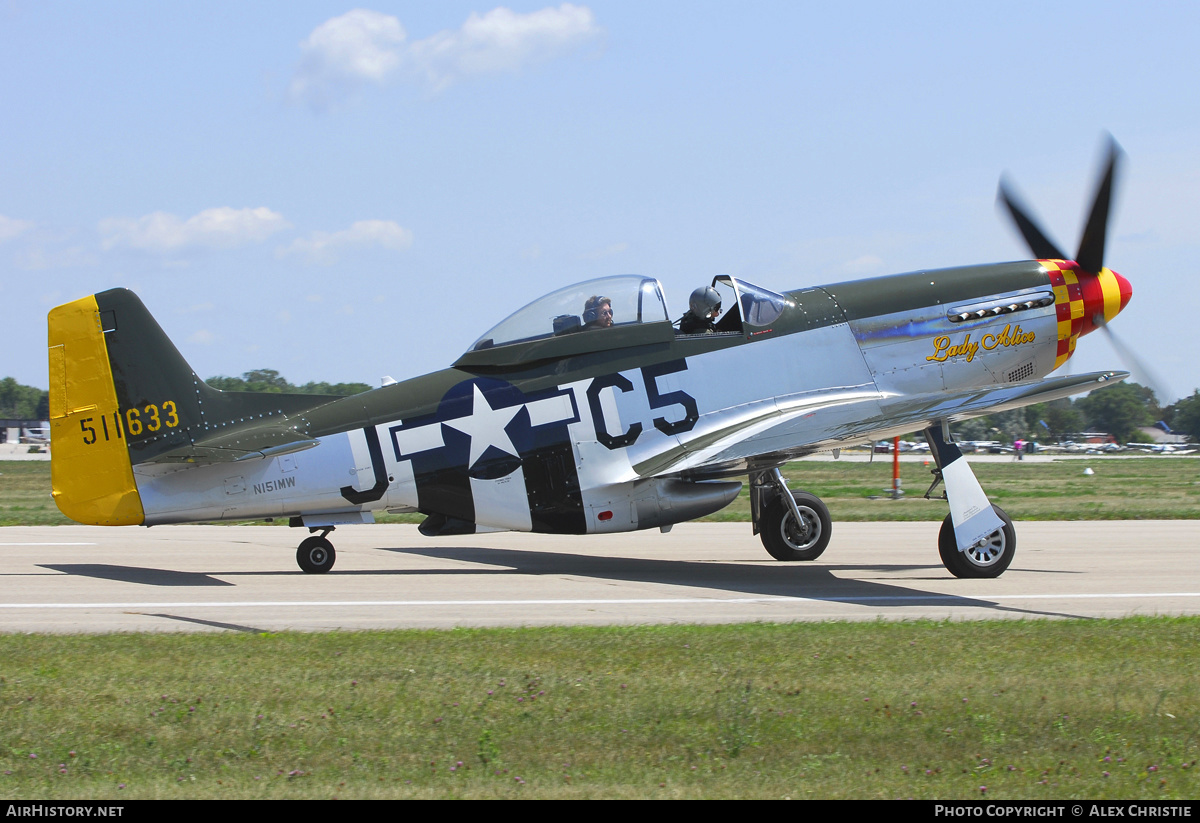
[290,5,600,107]
[289,9,408,108]
[409,4,600,90]
[278,219,414,265]
[0,215,34,243]
[99,207,289,253]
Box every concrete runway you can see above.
[1,521,1197,633]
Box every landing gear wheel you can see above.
[297,536,336,574]
[938,505,1015,579]
[761,491,832,561]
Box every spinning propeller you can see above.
[995,137,1161,396]
[998,135,1121,279]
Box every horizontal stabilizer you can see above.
[139,426,322,465]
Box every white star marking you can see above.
[443,385,523,469]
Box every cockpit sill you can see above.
[453,319,679,370]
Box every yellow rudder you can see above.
[47,295,144,525]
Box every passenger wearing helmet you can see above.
[678,286,721,334]
[583,295,614,329]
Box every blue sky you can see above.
[2,2,1197,402]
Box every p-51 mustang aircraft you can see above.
[47,142,1133,578]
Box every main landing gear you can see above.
[752,468,832,562]
[297,528,336,574]
[752,451,1017,579]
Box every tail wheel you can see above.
[760,491,831,561]
[297,535,336,574]
[938,505,1015,579]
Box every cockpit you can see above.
[469,275,670,351]
[456,274,794,369]
[707,274,793,332]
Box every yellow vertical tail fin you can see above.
[48,294,144,525]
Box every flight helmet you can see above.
[689,286,721,318]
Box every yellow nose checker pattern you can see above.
[47,294,145,525]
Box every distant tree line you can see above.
[0,371,370,421]
[205,369,371,397]
[0,377,49,420]
[1169,390,1200,442]
[950,381,1200,444]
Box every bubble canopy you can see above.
[469,275,670,352]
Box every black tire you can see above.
[938,505,1015,579]
[760,491,832,561]
[297,535,336,574]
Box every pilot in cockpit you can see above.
[583,295,614,329]
[677,286,721,334]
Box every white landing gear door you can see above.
[925,424,1005,550]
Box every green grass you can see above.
[5,457,1199,527]
[5,459,1200,798]
[1,620,1197,799]
[0,462,67,526]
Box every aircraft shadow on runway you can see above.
[370,544,1089,621]
[39,564,234,587]
[34,548,1089,621]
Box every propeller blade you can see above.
[1094,313,1170,403]
[997,178,1067,260]
[1075,137,1122,273]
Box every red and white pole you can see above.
[892,436,901,499]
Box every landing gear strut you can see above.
[753,468,832,562]
[297,528,336,574]
[924,423,1017,579]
